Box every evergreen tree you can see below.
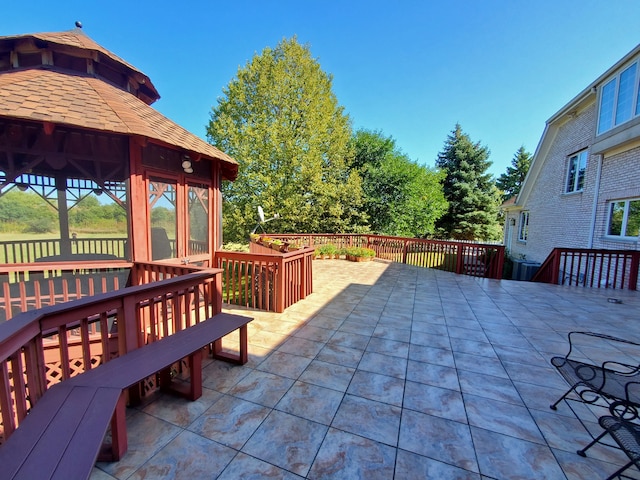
[207,37,366,242]
[351,129,447,237]
[434,124,502,241]
[496,146,531,201]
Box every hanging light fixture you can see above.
[182,155,193,174]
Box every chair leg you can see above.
[550,387,574,410]
[577,429,609,457]
[604,459,635,480]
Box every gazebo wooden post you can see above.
[55,174,72,258]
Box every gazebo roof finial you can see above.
[75,21,83,29]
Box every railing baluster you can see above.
[0,360,16,440]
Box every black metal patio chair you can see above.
[550,331,640,416]
[578,415,640,480]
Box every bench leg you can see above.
[98,391,128,462]
[158,350,203,401]
[211,325,248,365]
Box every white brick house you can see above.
[503,44,640,265]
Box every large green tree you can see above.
[496,146,531,201]
[351,129,447,237]
[207,37,366,242]
[434,124,502,241]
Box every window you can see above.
[597,61,640,135]
[518,211,529,242]
[607,198,640,238]
[565,150,588,193]
[148,178,177,260]
[187,183,210,255]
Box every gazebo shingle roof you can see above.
[0,68,237,178]
[0,29,238,179]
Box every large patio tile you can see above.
[450,337,497,358]
[292,323,335,342]
[471,426,567,479]
[328,330,371,350]
[407,359,460,391]
[256,350,313,379]
[399,409,478,473]
[410,330,452,350]
[96,411,182,479]
[201,360,251,393]
[464,394,545,444]
[242,410,328,477]
[502,360,568,390]
[188,394,270,449]
[453,351,509,378]
[226,370,294,407]
[277,336,325,358]
[141,387,222,427]
[347,369,405,406]
[395,449,480,479]
[372,324,411,342]
[358,350,407,379]
[298,359,355,391]
[217,452,302,480]
[339,320,376,336]
[447,325,489,343]
[126,430,236,480]
[408,343,455,367]
[403,380,467,423]
[458,370,523,405]
[276,380,344,425]
[308,428,396,479]
[366,337,409,358]
[551,448,640,480]
[316,342,364,367]
[331,394,401,446]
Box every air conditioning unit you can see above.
[520,262,541,281]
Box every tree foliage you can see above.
[350,130,447,237]
[0,190,56,233]
[434,124,502,241]
[207,37,366,242]
[496,146,531,201]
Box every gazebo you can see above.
[0,26,237,269]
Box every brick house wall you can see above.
[592,145,640,251]
[510,104,597,264]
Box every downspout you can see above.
[587,154,603,248]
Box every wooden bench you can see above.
[0,312,252,480]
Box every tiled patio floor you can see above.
[91,260,640,480]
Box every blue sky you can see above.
[3,1,640,177]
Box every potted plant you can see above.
[345,247,376,262]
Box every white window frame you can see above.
[606,197,640,240]
[597,60,640,135]
[518,211,529,242]
[565,150,588,194]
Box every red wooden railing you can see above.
[0,265,221,443]
[214,247,314,313]
[0,237,128,264]
[268,234,505,279]
[532,248,640,290]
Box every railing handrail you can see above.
[267,234,505,279]
[0,269,220,365]
[531,247,640,290]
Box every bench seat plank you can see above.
[72,313,252,390]
[0,382,76,479]
[10,386,103,480]
[50,387,122,480]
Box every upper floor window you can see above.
[518,211,529,242]
[607,198,640,239]
[565,150,587,193]
[597,61,640,135]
